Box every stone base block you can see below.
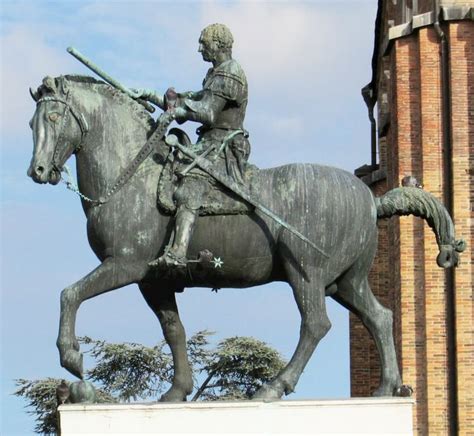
[59,397,414,435]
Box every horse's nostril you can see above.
[36,166,45,175]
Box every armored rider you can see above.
[138,23,250,267]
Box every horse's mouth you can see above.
[28,164,61,185]
[49,168,61,185]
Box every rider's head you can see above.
[199,24,233,63]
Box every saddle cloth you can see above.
[156,154,258,216]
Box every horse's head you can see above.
[28,76,88,184]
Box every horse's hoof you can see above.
[372,383,400,397]
[394,384,413,397]
[61,349,84,379]
[252,385,282,401]
[159,388,187,402]
[373,385,391,397]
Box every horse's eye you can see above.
[48,112,60,122]
[29,119,33,129]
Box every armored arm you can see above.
[133,90,207,113]
[145,91,165,109]
[175,90,226,125]
[175,61,247,127]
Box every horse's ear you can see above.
[42,76,57,93]
[59,76,69,95]
[29,87,40,102]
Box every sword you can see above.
[166,135,329,258]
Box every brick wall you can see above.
[449,21,474,436]
[350,20,474,436]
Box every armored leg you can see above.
[152,175,208,268]
[166,206,198,265]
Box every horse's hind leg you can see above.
[57,257,148,379]
[333,273,402,396]
[254,267,331,400]
[139,283,193,402]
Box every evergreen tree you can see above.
[15,332,285,434]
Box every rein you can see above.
[94,111,174,205]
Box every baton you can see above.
[67,47,155,112]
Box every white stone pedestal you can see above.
[59,397,414,435]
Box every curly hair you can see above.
[201,23,234,50]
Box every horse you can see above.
[27,75,464,401]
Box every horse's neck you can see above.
[74,88,151,201]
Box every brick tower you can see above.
[352,1,473,435]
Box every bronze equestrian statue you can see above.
[27,24,465,402]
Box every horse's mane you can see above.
[57,75,155,131]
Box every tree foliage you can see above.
[83,331,213,401]
[15,378,60,435]
[14,332,285,434]
[83,337,172,401]
[194,336,286,400]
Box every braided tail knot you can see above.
[437,240,467,268]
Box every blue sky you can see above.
[1,1,378,434]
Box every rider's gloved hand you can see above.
[173,107,188,124]
[130,88,159,100]
[129,88,147,99]
[131,89,165,109]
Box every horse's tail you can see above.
[375,187,466,268]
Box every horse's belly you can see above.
[186,214,281,287]
[184,255,279,289]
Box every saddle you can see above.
[156,130,257,216]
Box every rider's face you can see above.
[198,35,218,62]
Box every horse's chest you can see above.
[85,204,161,261]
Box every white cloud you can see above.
[0,26,76,138]
[267,114,304,137]
[199,2,326,83]
[198,2,374,87]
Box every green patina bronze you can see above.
[27,23,465,404]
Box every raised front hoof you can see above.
[60,349,84,379]
[252,384,284,402]
[159,387,188,402]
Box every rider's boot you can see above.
[153,207,197,268]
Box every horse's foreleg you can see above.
[57,257,147,378]
[254,266,331,400]
[139,283,193,401]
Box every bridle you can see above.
[33,84,172,206]
[36,92,89,171]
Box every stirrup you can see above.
[149,251,188,268]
